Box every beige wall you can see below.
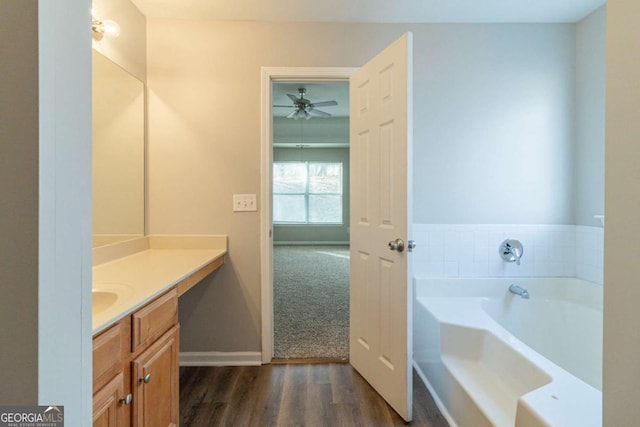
[0,0,39,404]
[603,0,640,423]
[147,20,575,352]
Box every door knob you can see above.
[140,373,152,384]
[407,240,417,252]
[388,238,405,252]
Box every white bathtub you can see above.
[413,278,602,427]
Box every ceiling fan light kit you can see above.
[274,87,338,120]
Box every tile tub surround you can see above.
[413,224,603,284]
[576,226,604,284]
[92,235,227,334]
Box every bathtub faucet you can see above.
[499,239,524,266]
[509,284,529,299]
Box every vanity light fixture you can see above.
[91,9,120,39]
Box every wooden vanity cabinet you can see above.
[93,288,179,427]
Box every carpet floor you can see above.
[273,245,350,360]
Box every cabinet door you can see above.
[93,372,127,427]
[132,326,179,427]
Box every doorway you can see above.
[270,81,350,360]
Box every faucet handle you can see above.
[499,239,523,265]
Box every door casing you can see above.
[260,67,357,362]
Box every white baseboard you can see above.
[180,351,262,367]
[273,241,349,246]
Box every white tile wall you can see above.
[413,224,603,284]
[576,226,604,284]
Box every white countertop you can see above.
[92,236,226,335]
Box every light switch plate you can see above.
[233,194,257,212]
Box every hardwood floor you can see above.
[180,363,449,426]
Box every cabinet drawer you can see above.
[93,322,123,393]
[131,288,178,353]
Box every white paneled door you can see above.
[349,33,414,421]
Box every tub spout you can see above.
[509,284,529,299]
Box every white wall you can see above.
[603,0,640,423]
[574,7,606,227]
[414,24,576,224]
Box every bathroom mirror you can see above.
[92,50,145,247]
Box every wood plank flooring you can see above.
[180,363,449,426]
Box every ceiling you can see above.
[272,82,349,119]
[132,0,605,23]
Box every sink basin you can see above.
[92,282,134,316]
[93,291,119,314]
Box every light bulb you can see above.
[101,19,121,38]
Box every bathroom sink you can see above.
[92,281,134,315]
[92,291,119,314]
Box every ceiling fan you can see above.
[273,88,338,120]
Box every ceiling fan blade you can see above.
[308,109,331,118]
[286,93,299,103]
[309,100,338,108]
[273,105,294,107]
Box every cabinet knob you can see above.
[140,373,152,384]
[119,393,133,405]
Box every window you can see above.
[273,162,343,224]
